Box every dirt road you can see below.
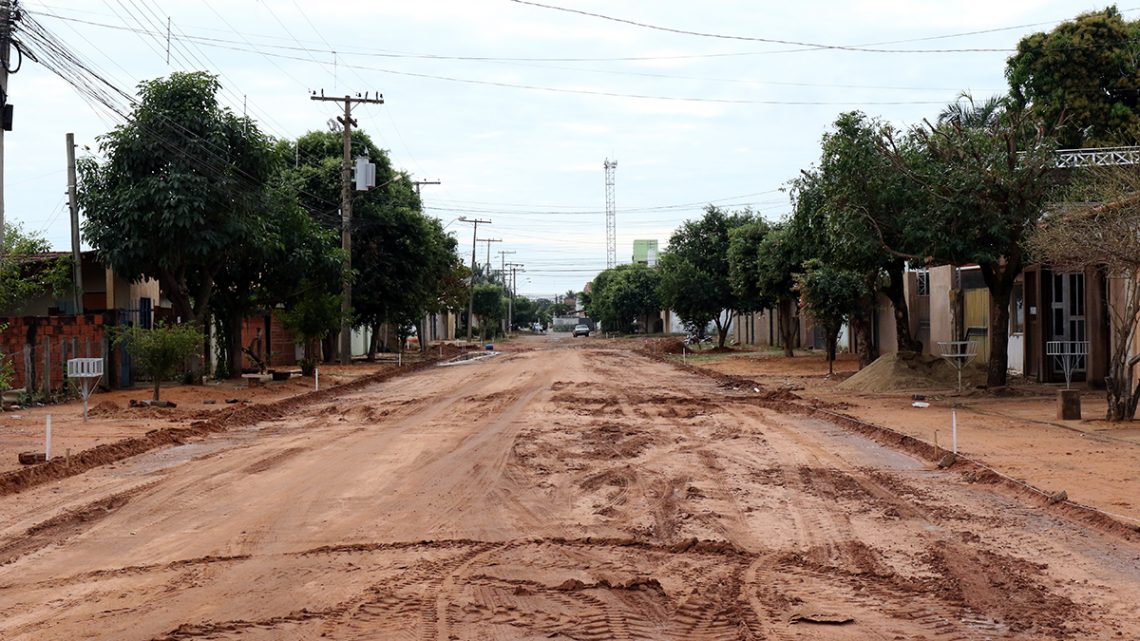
[1,338,1138,640]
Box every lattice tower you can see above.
[604,159,617,269]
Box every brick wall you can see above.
[0,314,112,394]
[239,311,299,369]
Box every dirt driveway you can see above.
[0,336,1137,639]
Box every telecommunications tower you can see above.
[604,158,617,269]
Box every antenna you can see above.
[604,159,618,269]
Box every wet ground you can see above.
[0,336,1137,639]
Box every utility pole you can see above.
[411,179,441,196]
[66,133,82,314]
[458,216,491,341]
[497,249,515,288]
[310,90,384,364]
[507,262,524,334]
[0,0,15,251]
[477,237,501,269]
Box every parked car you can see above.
[572,324,591,337]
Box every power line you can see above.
[509,0,1052,54]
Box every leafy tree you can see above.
[817,112,926,357]
[79,72,275,324]
[1007,7,1140,148]
[754,224,804,357]
[589,264,662,334]
[882,95,1061,387]
[281,280,342,374]
[112,322,203,402]
[286,130,461,357]
[658,205,753,347]
[727,219,773,313]
[0,223,72,313]
[795,261,867,375]
[1027,167,1140,420]
[472,283,506,339]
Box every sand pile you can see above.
[838,351,986,393]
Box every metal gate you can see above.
[1051,272,1086,375]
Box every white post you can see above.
[682,345,686,364]
[45,414,52,461]
[315,368,320,391]
[951,407,958,454]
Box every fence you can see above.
[0,313,113,396]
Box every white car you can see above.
[572,324,590,337]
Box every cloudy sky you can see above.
[3,1,1130,297]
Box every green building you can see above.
[632,240,659,267]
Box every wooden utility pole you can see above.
[411,179,440,196]
[0,0,13,251]
[497,249,515,288]
[458,216,491,341]
[477,238,501,268]
[310,91,384,364]
[66,133,82,313]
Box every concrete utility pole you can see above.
[458,216,491,341]
[477,237,501,269]
[497,249,515,288]
[507,262,525,334]
[66,133,82,314]
[310,91,384,364]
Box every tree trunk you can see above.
[851,312,874,369]
[713,312,732,348]
[1105,272,1140,421]
[367,323,379,361]
[982,275,1014,388]
[884,260,920,352]
[778,298,797,357]
[153,376,161,402]
[825,325,839,375]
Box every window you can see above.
[1011,283,1024,335]
[915,270,930,296]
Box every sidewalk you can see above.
[686,349,1140,527]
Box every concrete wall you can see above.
[928,265,956,351]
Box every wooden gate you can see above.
[963,288,990,364]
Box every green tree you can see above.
[0,222,72,313]
[1007,7,1140,148]
[884,95,1061,387]
[658,205,754,347]
[79,72,275,324]
[754,224,805,357]
[281,281,343,373]
[113,322,203,402]
[818,112,926,358]
[286,130,460,356]
[727,219,773,314]
[795,261,867,375]
[472,283,506,340]
[589,264,662,334]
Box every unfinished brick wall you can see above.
[239,312,299,369]
[0,314,113,394]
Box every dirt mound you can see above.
[838,351,986,393]
[88,400,122,417]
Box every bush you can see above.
[112,322,203,401]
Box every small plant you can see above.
[112,321,203,402]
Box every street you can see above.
[0,337,1138,640]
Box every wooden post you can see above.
[1058,389,1081,420]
